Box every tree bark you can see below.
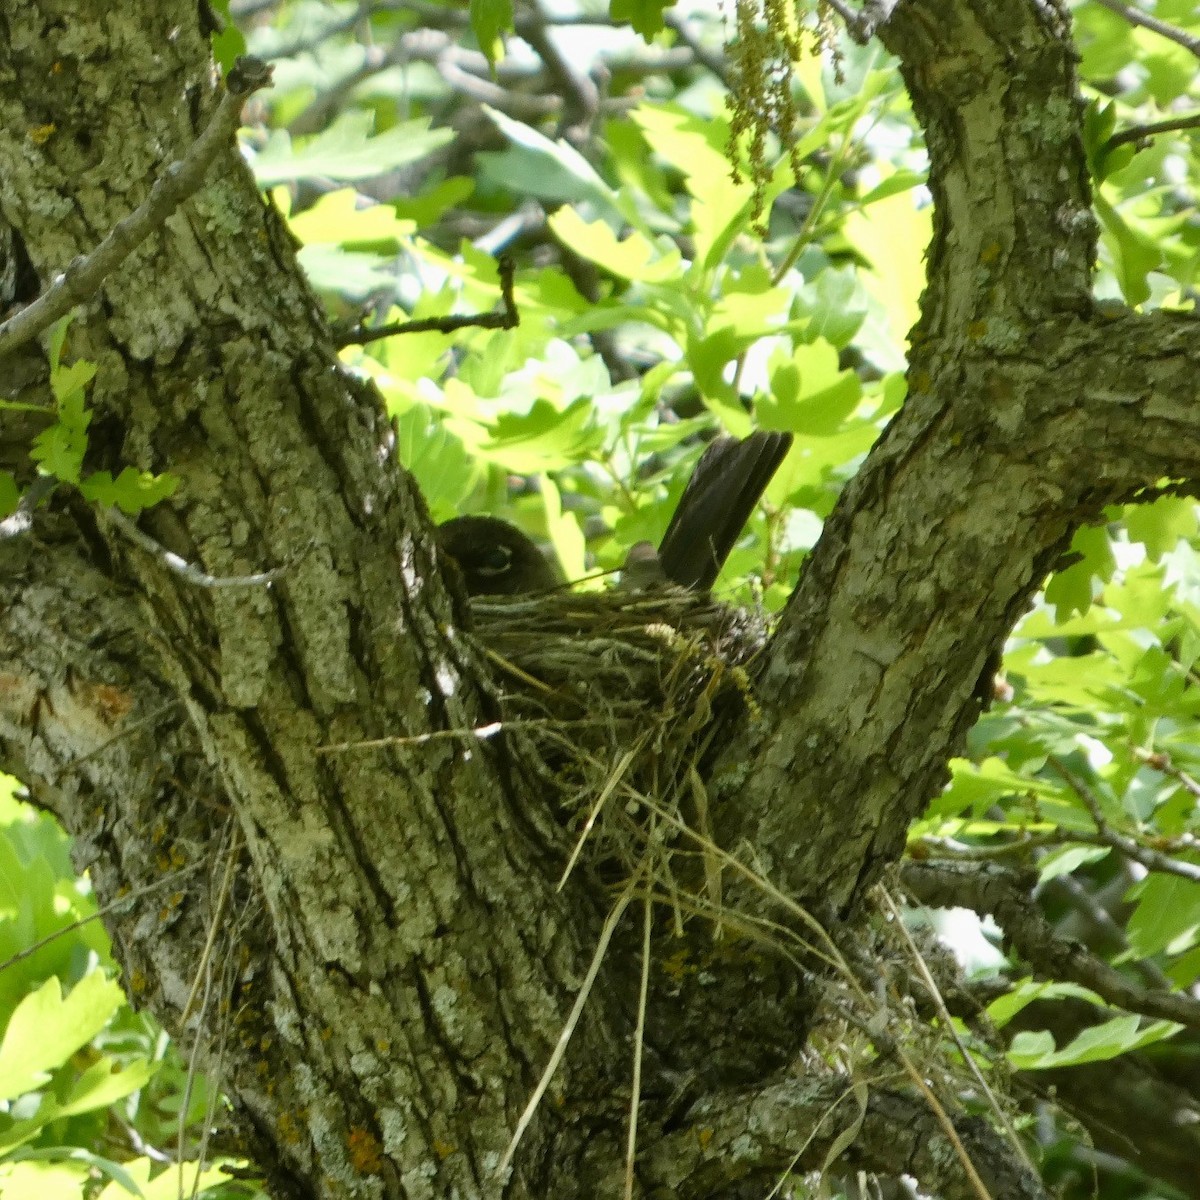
[1,1,1197,1197]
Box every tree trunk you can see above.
[2,2,1198,1197]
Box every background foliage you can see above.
[2,0,1198,1196]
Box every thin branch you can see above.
[335,253,519,347]
[1090,0,1200,58]
[104,506,291,588]
[517,0,600,135]
[0,57,272,363]
[848,0,903,43]
[900,859,1200,1031]
[1104,111,1200,152]
[1047,755,1200,885]
[663,9,731,86]
[0,474,57,540]
[0,859,205,975]
[878,885,1039,1180]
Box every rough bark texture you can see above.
[1,1,1198,1198]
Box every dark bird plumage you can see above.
[437,430,792,596]
[436,513,561,596]
[654,430,792,591]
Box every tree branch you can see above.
[1091,0,1200,58]
[901,859,1200,1030]
[644,1073,1047,1200]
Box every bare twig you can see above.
[316,717,613,756]
[0,57,273,362]
[517,0,600,135]
[335,253,519,346]
[1091,0,1200,58]
[1104,111,1200,152]
[0,474,57,540]
[879,885,1039,1179]
[0,859,205,976]
[104,506,290,589]
[1047,755,1200,885]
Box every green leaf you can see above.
[209,0,247,72]
[480,108,623,221]
[392,405,478,520]
[1127,872,1200,958]
[251,113,454,186]
[540,475,586,585]
[843,173,931,347]
[761,339,863,436]
[96,1156,238,1200]
[1008,1013,1182,1070]
[548,208,681,282]
[57,1056,159,1118]
[610,0,673,40]
[1126,494,1197,560]
[470,0,513,68]
[1044,524,1117,622]
[0,974,124,1101]
[470,397,604,473]
[296,244,398,300]
[80,468,179,515]
[30,404,90,484]
[986,978,1106,1028]
[0,1159,89,1199]
[391,177,475,228]
[632,106,750,270]
[1095,190,1160,307]
[287,188,416,247]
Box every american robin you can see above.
[437,430,792,596]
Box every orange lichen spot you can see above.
[698,1127,714,1151]
[155,853,172,872]
[259,1034,273,1052]
[910,369,931,393]
[967,320,988,340]
[980,241,1002,265]
[319,1026,333,1041]
[170,846,187,868]
[29,124,56,144]
[87,682,134,724]
[432,1138,456,1161]
[347,1127,384,1174]
[130,969,148,995]
[151,822,168,845]
[374,1038,391,1055]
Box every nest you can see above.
[468,593,1031,1191]
[467,587,770,884]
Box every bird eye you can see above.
[477,544,514,576]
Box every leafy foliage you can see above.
[23,319,179,516]
[3,0,1199,1197]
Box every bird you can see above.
[435,512,562,596]
[437,430,793,597]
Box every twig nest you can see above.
[470,587,768,730]
[467,588,769,877]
